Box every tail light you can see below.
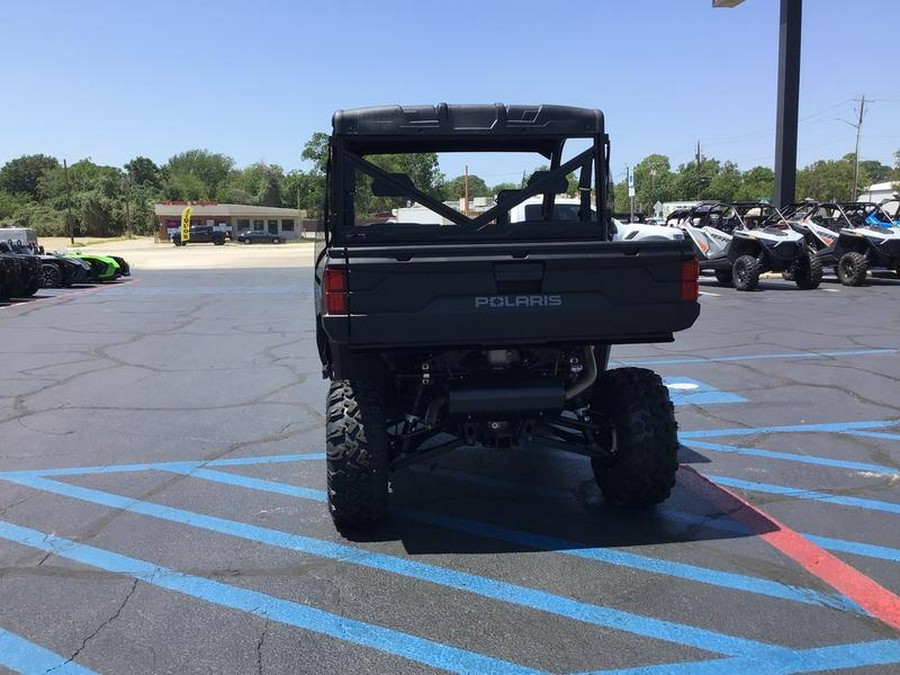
[323,267,348,315]
[680,258,700,301]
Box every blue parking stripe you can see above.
[615,348,896,367]
[687,440,900,477]
[0,521,543,675]
[708,475,900,514]
[574,638,900,674]
[159,468,862,613]
[680,420,894,439]
[0,453,325,480]
[842,430,900,441]
[804,535,900,564]
[0,473,780,657]
[0,627,97,675]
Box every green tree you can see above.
[0,189,30,221]
[161,173,208,201]
[796,155,860,202]
[0,154,60,197]
[633,154,676,213]
[441,174,490,201]
[706,161,742,203]
[735,166,774,202]
[218,163,285,206]
[892,150,900,192]
[611,179,629,213]
[283,170,323,216]
[301,132,330,175]
[164,149,234,198]
[490,181,520,196]
[129,184,159,235]
[858,160,892,185]
[36,159,128,237]
[125,156,162,188]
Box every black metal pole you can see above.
[773,0,802,208]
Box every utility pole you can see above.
[695,141,704,199]
[464,164,469,217]
[63,159,74,245]
[124,173,133,234]
[851,94,866,200]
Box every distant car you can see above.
[172,225,226,246]
[236,229,282,244]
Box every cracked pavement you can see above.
[0,251,898,673]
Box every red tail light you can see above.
[323,267,348,315]
[680,258,700,301]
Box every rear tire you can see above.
[733,255,760,291]
[838,252,867,286]
[589,368,678,508]
[326,379,390,531]
[714,269,733,285]
[243,238,251,245]
[272,237,281,244]
[794,253,823,290]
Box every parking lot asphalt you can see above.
[0,253,898,674]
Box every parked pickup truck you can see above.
[315,103,701,531]
[172,225,226,246]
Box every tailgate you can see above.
[322,240,700,348]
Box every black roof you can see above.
[331,104,605,154]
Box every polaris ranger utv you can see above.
[315,104,701,531]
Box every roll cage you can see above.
[322,104,612,245]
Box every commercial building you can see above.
[154,202,306,241]
[858,181,898,204]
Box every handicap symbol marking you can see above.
[664,377,745,406]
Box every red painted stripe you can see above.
[0,278,136,312]
[678,465,900,631]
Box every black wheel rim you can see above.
[41,267,58,286]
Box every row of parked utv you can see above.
[666,199,900,290]
[0,236,131,303]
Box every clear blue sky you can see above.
[1,0,898,185]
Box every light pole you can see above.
[715,0,803,208]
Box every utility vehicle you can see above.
[0,240,41,297]
[315,103,701,531]
[670,201,821,290]
[778,201,900,285]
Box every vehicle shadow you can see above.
[340,442,767,555]
[821,273,900,287]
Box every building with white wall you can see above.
[154,202,305,240]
